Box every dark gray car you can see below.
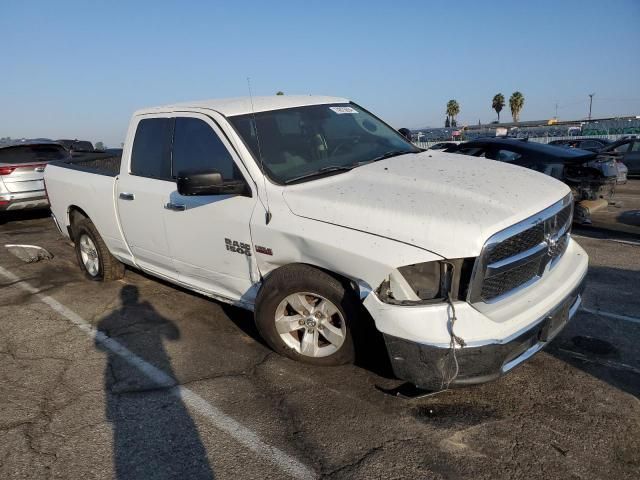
[548,138,613,153]
[600,138,640,175]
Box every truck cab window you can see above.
[172,117,239,181]
[130,118,173,180]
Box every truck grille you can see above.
[480,257,542,301]
[486,223,544,264]
[471,196,573,303]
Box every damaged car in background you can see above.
[445,138,624,224]
[44,96,588,393]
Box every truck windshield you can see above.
[229,103,419,184]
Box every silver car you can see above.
[0,141,70,211]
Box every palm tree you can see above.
[446,100,460,126]
[509,91,525,123]
[492,93,505,122]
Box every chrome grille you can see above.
[470,196,573,303]
[480,257,542,300]
[555,206,572,232]
[486,223,544,264]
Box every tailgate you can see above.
[0,163,46,193]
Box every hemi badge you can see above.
[255,246,273,256]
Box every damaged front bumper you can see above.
[363,238,589,391]
[383,277,585,390]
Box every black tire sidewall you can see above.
[74,222,105,281]
[255,266,357,366]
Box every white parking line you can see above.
[558,348,640,375]
[0,265,316,480]
[581,307,640,325]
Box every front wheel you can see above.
[255,265,357,366]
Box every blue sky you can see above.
[2,0,639,147]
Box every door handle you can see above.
[119,192,135,201]
[164,202,186,211]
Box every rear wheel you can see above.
[255,265,357,366]
[73,218,124,281]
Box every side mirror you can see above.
[398,128,412,141]
[177,170,247,196]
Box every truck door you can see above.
[163,114,259,302]
[116,115,177,279]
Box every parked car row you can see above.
[1,131,632,219]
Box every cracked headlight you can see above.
[376,258,475,305]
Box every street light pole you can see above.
[588,93,595,121]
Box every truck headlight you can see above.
[376,258,475,305]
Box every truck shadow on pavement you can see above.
[97,285,215,480]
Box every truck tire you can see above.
[73,218,125,281]
[255,264,357,366]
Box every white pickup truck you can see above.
[45,96,588,391]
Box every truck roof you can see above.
[135,95,349,117]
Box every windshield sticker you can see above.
[330,106,358,114]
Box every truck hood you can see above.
[282,151,569,258]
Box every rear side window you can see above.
[172,117,240,181]
[0,145,68,164]
[614,142,631,153]
[496,149,522,162]
[580,140,600,149]
[631,141,640,152]
[457,147,485,156]
[130,118,173,180]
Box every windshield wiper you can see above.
[364,150,415,164]
[284,165,355,184]
[283,150,415,184]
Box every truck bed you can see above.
[44,160,128,260]
[53,152,122,177]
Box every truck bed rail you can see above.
[50,153,122,177]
